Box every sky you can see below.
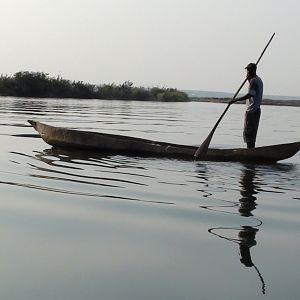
[0,0,299,96]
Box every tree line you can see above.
[0,71,189,101]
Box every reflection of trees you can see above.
[206,165,266,294]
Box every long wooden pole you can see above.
[194,32,275,159]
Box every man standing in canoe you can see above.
[230,63,263,149]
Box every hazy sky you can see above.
[1,0,299,96]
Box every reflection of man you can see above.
[230,63,263,149]
[207,165,266,293]
[238,166,258,267]
[238,166,257,217]
[239,226,258,267]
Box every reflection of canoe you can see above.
[28,120,300,163]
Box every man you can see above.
[230,63,263,149]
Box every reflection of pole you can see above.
[254,265,266,295]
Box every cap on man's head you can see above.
[245,63,257,71]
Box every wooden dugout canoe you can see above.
[28,120,300,163]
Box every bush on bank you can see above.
[0,72,189,102]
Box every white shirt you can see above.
[246,76,263,113]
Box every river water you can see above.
[0,97,299,300]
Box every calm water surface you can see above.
[0,97,299,300]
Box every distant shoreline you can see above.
[1,95,299,107]
[190,97,300,107]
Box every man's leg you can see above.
[247,142,255,149]
[244,109,261,148]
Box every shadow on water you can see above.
[202,164,267,294]
[7,147,174,205]
[33,147,154,176]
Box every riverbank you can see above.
[190,97,300,107]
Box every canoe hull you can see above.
[28,120,300,163]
